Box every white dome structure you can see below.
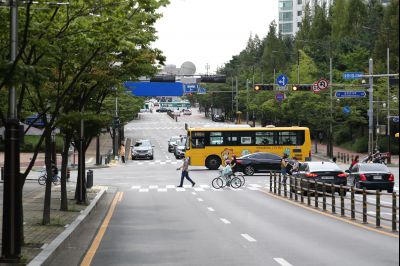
[179,61,196,75]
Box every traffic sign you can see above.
[184,84,199,94]
[317,79,329,90]
[393,116,400,123]
[275,93,285,102]
[312,82,320,93]
[335,91,367,98]
[198,87,207,94]
[276,74,289,87]
[343,106,351,114]
[343,72,364,80]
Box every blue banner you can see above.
[124,82,184,96]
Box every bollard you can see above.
[351,186,355,220]
[340,185,345,217]
[273,173,277,194]
[86,170,93,189]
[278,174,282,196]
[1,166,3,181]
[331,184,336,214]
[376,190,381,228]
[323,183,327,211]
[314,180,318,208]
[337,152,340,161]
[363,189,368,224]
[300,178,304,204]
[67,168,70,182]
[393,192,397,232]
[347,154,350,164]
[294,177,298,202]
[269,172,273,192]
[307,180,311,206]
[284,174,287,198]
[289,175,293,200]
[351,155,354,164]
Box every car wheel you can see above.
[205,156,221,170]
[244,165,255,176]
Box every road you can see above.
[81,110,398,266]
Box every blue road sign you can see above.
[343,72,364,80]
[184,84,199,94]
[335,91,367,98]
[124,82,184,96]
[393,116,399,123]
[276,74,289,87]
[343,106,351,114]
[275,93,285,102]
[198,87,207,94]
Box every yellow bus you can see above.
[185,126,312,170]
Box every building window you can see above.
[298,0,302,4]
[279,0,293,11]
[297,22,302,28]
[297,11,302,16]
[279,12,293,22]
[279,23,293,33]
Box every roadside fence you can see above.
[267,172,399,232]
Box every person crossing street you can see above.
[177,156,195,187]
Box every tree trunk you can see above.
[74,139,87,204]
[60,134,72,211]
[42,129,53,225]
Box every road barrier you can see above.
[267,172,399,232]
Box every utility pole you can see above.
[235,77,239,113]
[1,0,22,261]
[387,48,391,163]
[329,57,333,158]
[368,59,374,154]
[297,50,300,84]
[231,77,234,121]
[246,79,249,124]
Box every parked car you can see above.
[183,109,192,115]
[236,152,282,175]
[131,140,154,160]
[347,163,395,193]
[212,114,225,122]
[292,161,348,195]
[168,136,182,152]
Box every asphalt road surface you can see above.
[82,111,399,266]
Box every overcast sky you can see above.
[153,0,278,75]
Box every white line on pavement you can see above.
[192,192,197,195]
[176,188,185,192]
[197,198,204,202]
[157,188,167,192]
[241,234,256,242]
[194,188,205,192]
[274,258,294,266]
[131,186,141,190]
[139,189,149,193]
[220,218,231,224]
[207,207,215,212]
[166,185,175,189]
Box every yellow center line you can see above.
[118,192,124,203]
[81,191,123,266]
[258,189,399,239]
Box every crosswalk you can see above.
[130,183,264,193]
[128,160,181,165]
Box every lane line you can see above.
[259,188,399,239]
[220,218,231,224]
[192,192,197,195]
[197,198,204,202]
[207,207,215,212]
[241,234,257,242]
[81,192,122,266]
[274,258,294,266]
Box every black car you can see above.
[168,136,181,152]
[156,108,168,113]
[292,161,348,195]
[212,114,225,122]
[236,152,281,175]
[347,163,395,193]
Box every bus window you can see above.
[209,132,224,146]
[224,133,239,145]
[256,132,274,145]
[278,131,304,146]
[192,132,205,149]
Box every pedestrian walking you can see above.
[281,153,289,183]
[119,144,126,163]
[177,156,195,187]
[349,155,359,170]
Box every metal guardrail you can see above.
[267,172,399,232]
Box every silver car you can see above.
[131,140,154,160]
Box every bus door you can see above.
[188,131,206,165]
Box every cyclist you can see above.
[230,154,238,173]
[222,160,233,184]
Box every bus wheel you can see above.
[206,156,221,170]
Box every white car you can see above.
[183,109,192,115]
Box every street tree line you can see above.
[0,0,168,233]
[190,0,399,155]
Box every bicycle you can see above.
[212,171,242,189]
[233,172,246,186]
[38,169,61,186]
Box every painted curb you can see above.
[27,187,108,266]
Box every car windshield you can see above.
[135,141,151,147]
[170,137,180,142]
[359,164,389,172]
[308,163,341,172]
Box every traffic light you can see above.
[200,75,226,83]
[254,84,274,91]
[150,75,176,82]
[292,85,312,91]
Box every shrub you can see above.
[334,127,352,145]
[352,137,369,153]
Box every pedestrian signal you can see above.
[254,84,274,91]
[292,85,312,91]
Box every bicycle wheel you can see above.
[235,172,246,186]
[212,177,224,189]
[230,177,242,189]
[38,175,46,186]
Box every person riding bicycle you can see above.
[51,161,59,182]
[222,160,233,183]
[230,155,238,173]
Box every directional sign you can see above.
[276,74,289,87]
[343,72,364,80]
[343,106,351,114]
[393,116,400,123]
[198,87,207,94]
[184,84,199,94]
[317,79,329,90]
[275,93,286,102]
[335,91,367,98]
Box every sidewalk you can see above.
[313,141,399,166]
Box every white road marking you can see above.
[160,162,166,165]
[194,188,205,192]
[250,184,262,188]
[207,207,215,212]
[274,258,294,266]
[149,185,159,189]
[197,198,204,202]
[200,185,210,188]
[192,192,197,195]
[241,234,256,242]
[220,218,231,224]
[176,188,186,192]
[171,162,178,165]
[139,189,149,193]
[183,185,191,188]
[166,185,175,189]
[158,188,167,192]
[248,187,260,191]
[131,186,141,190]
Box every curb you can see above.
[27,187,108,266]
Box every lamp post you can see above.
[1,0,22,261]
